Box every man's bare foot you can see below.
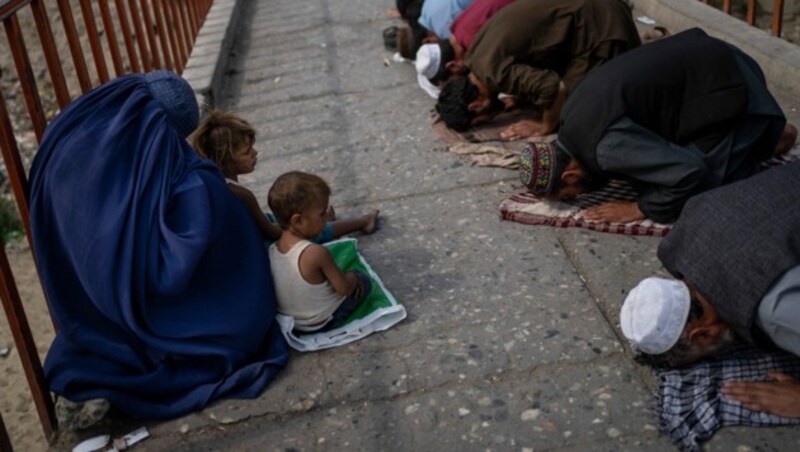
[361,210,380,234]
[582,201,645,223]
[640,26,671,43]
[774,123,797,156]
[500,119,551,141]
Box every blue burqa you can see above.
[29,71,289,420]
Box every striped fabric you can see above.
[500,179,671,236]
[500,154,798,237]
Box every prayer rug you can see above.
[276,238,406,352]
[500,153,799,237]
[657,346,800,452]
[435,142,520,169]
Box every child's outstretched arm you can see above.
[227,184,282,240]
[300,244,361,297]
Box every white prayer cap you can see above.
[417,73,441,99]
[415,44,441,79]
[620,277,691,354]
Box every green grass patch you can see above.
[0,197,23,244]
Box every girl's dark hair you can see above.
[190,110,255,171]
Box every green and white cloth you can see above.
[276,238,406,351]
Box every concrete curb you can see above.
[182,0,243,109]
[634,0,800,101]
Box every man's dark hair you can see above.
[435,76,477,132]
[550,145,607,194]
[429,39,456,85]
[397,0,424,24]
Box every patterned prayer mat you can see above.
[657,346,800,451]
[500,153,799,237]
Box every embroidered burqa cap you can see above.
[144,70,199,138]
[519,140,559,194]
[620,277,691,354]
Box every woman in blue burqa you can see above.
[29,70,289,427]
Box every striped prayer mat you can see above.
[500,154,799,236]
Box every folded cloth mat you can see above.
[276,238,406,352]
[657,346,800,452]
[437,142,520,169]
[500,153,799,237]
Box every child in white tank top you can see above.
[267,171,375,331]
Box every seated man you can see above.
[435,0,640,138]
[521,28,797,224]
[619,161,800,418]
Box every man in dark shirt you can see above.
[520,29,796,224]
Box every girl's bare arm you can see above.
[228,184,282,240]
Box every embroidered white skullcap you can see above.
[415,44,442,99]
[620,277,691,354]
[415,44,441,79]
[417,73,441,99]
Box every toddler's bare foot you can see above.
[774,123,797,156]
[361,210,380,234]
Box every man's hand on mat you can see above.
[582,201,645,223]
[500,119,553,141]
[722,373,800,418]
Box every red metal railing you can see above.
[0,0,214,448]
[703,0,787,37]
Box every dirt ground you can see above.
[0,4,101,451]
[0,243,53,451]
[2,1,800,451]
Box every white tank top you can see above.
[269,240,345,330]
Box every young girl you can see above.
[190,110,379,242]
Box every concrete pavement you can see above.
[62,0,800,450]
